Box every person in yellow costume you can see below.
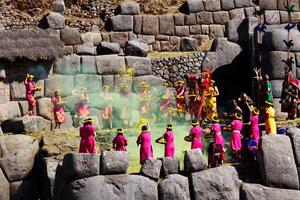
[265,101,277,134]
[203,80,219,120]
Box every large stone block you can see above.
[158,174,190,200]
[159,15,175,35]
[52,0,65,12]
[184,149,207,173]
[264,29,300,52]
[54,54,80,75]
[196,11,214,24]
[240,183,300,200]
[125,39,149,57]
[159,157,180,177]
[74,74,102,93]
[264,51,296,79]
[125,56,152,76]
[203,0,221,11]
[45,12,65,29]
[180,37,199,51]
[81,56,97,74]
[10,80,44,100]
[209,24,224,38]
[96,55,126,75]
[61,175,158,200]
[287,127,300,167]
[97,42,121,55]
[140,158,162,180]
[174,14,185,25]
[189,25,201,34]
[184,13,197,25]
[37,97,54,120]
[260,0,277,10]
[257,134,299,190]
[234,0,252,8]
[221,0,235,10]
[226,18,244,43]
[111,15,133,31]
[118,3,140,15]
[190,166,240,200]
[185,0,204,13]
[0,168,9,200]
[133,75,165,91]
[74,43,95,55]
[133,15,142,34]
[213,11,230,24]
[81,32,102,46]
[62,153,100,183]
[102,75,114,89]
[270,80,283,98]
[278,0,300,11]
[45,74,74,97]
[42,158,59,200]
[265,10,280,25]
[175,26,190,37]
[0,101,21,123]
[18,101,29,116]
[110,32,129,48]
[0,135,39,182]
[10,178,39,200]
[229,8,245,19]
[138,35,156,44]
[60,27,81,45]
[142,15,159,35]
[0,81,9,104]
[100,151,129,175]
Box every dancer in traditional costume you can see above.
[176,80,187,114]
[281,74,299,120]
[120,84,132,127]
[265,101,277,134]
[198,71,211,119]
[160,82,171,116]
[230,113,243,161]
[101,85,113,129]
[79,118,97,153]
[136,125,153,165]
[138,82,151,117]
[155,124,175,157]
[203,80,219,121]
[184,120,204,152]
[187,75,201,119]
[249,107,260,144]
[262,74,273,103]
[210,116,225,164]
[73,87,89,118]
[24,74,41,115]
[51,89,66,129]
[112,129,127,151]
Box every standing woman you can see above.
[24,74,40,116]
[51,89,66,129]
[176,80,187,114]
[101,85,113,129]
[139,82,151,117]
[230,113,243,161]
[155,124,175,157]
[265,101,277,134]
[112,129,127,151]
[160,82,171,117]
[185,120,204,152]
[73,87,89,118]
[79,118,97,153]
[249,107,260,143]
[136,125,153,165]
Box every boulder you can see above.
[62,153,100,183]
[159,15,175,35]
[111,15,133,31]
[159,157,180,177]
[133,75,165,91]
[95,55,126,75]
[175,26,190,37]
[42,158,59,200]
[0,101,21,123]
[81,32,102,46]
[196,11,214,24]
[240,183,300,200]
[184,149,207,173]
[109,32,128,48]
[45,74,74,97]
[257,134,299,189]
[140,158,162,180]
[184,0,204,13]
[10,178,39,200]
[0,168,9,200]
[203,0,221,11]
[287,127,300,167]
[158,174,190,200]
[125,56,152,76]
[226,18,244,43]
[61,175,158,200]
[142,15,159,35]
[234,0,252,7]
[100,151,129,175]
[44,12,65,29]
[18,101,29,116]
[81,56,97,74]
[1,115,51,133]
[264,29,300,52]
[0,135,39,182]
[125,39,149,57]
[74,43,95,55]
[221,0,235,10]
[74,74,102,93]
[54,54,81,75]
[97,42,121,55]
[10,80,44,100]
[53,162,64,200]
[60,27,81,45]
[52,0,65,12]
[37,97,54,120]
[117,3,140,15]
[190,166,240,200]
[180,37,198,51]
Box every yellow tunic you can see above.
[203,86,218,120]
[265,107,277,134]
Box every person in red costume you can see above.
[24,74,41,116]
[112,129,128,151]
[155,124,175,157]
[136,125,153,165]
[79,118,97,154]
[176,80,187,114]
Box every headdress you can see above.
[140,81,149,89]
[252,107,259,115]
[117,129,123,134]
[234,113,243,120]
[83,118,95,123]
[265,100,273,106]
[166,124,173,129]
[192,120,199,126]
[212,116,219,123]
[26,74,34,78]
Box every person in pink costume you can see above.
[230,113,243,161]
[249,107,260,144]
[24,74,39,115]
[210,116,226,164]
[112,129,128,151]
[73,87,89,118]
[136,125,154,164]
[51,89,66,129]
[79,118,97,154]
[185,120,204,152]
[155,124,175,157]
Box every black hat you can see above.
[141,125,148,131]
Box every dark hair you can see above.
[117,128,122,132]
[141,125,148,131]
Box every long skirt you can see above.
[77,103,89,117]
[54,107,65,123]
[230,131,242,151]
[191,139,204,152]
[26,94,36,111]
[79,136,97,153]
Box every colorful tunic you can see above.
[160,88,171,113]
[139,91,150,115]
[51,96,65,123]
[137,131,153,164]
[101,93,113,120]
[76,94,89,117]
[112,134,127,151]
[25,81,36,111]
[250,115,260,143]
[164,130,175,157]
[281,79,299,113]
[211,123,224,148]
[230,120,243,151]
[189,126,204,152]
[79,125,97,153]
[203,86,218,120]
[176,85,186,112]
[262,81,273,102]
[265,107,277,134]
